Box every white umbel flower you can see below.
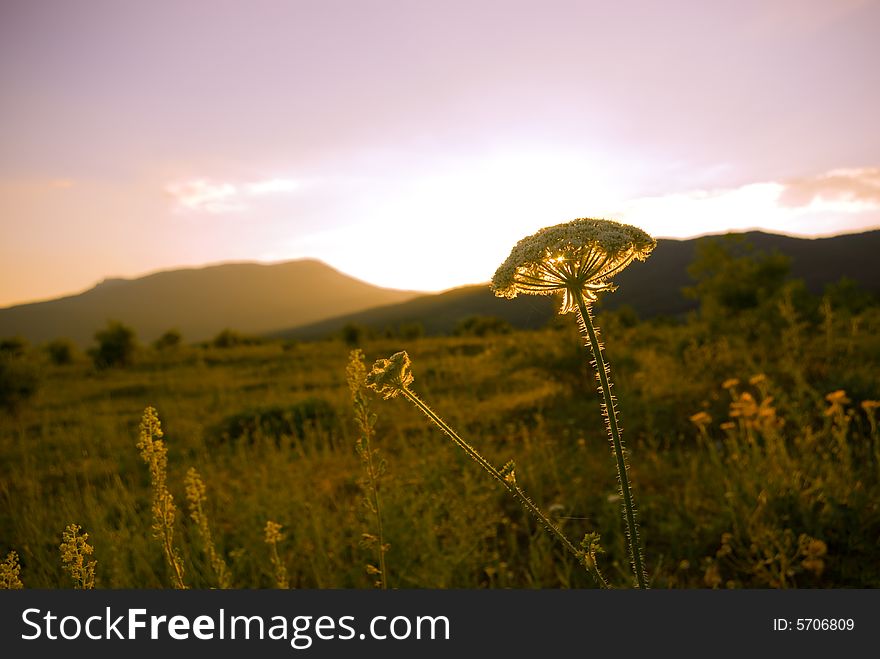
[491,218,655,313]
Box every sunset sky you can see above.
[2,0,879,307]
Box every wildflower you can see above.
[824,390,850,417]
[719,421,736,431]
[492,217,655,589]
[59,524,96,589]
[136,407,186,589]
[185,467,231,588]
[0,551,23,589]
[703,562,722,588]
[491,217,655,313]
[729,392,780,432]
[862,400,880,412]
[799,534,827,577]
[689,411,712,429]
[366,350,609,587]
[722,378,740,390]
[264,520,288,589]
[365,351,413,399]
[729,392,757,418]
[264,520,284,545]
[749,374,767,386]
[348,349,390,589]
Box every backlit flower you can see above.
[491,218,655,313]
[366,351,414,399]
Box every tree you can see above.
[154,329,183,351]
[341,323,368,347]
[685,236,791,319]
[823,277,877,315]
[91,320,138,368]
[46,338,77,365]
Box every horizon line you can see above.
[2,225,878,310]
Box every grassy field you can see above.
[2,295,880,589]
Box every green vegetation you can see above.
[1,242,879,588]
[153,329,183,351]
[91,320,138,369]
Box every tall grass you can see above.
[0,298,878,587]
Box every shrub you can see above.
[208,399,340,447]
[0,336,28,358]
[341,323,368,347]
[453,315,513,337]
[91,320,138,369]
[0,355,39,412]
[212,329,263,348]
[45,338,77,365]
[154,329,183,351]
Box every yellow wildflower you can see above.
[689,411,712,428]
[0,551,24,589]
[824,390,850,416]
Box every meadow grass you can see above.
[1,300,878,588]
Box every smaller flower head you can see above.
[264,520,284,545]
[689,411,712,429]
[491,218,655,313]
[365,351,414,399]
[824,389,850,417]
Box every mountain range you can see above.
[278,229,880,339]
[1,230,878,346]
[0,260,417,345]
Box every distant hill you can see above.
[0,260,418,345]
[278,230,880,339]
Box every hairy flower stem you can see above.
[400,387,609,588]
[574,288,648,589]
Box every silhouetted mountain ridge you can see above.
[0,259,418,345]
[276,230,880,339]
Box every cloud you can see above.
[165,177,301,213]
[617,167,880,239]
[777,168,880,209]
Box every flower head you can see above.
[689,411,712,429]
[824,389,850,417]
[264,520,284,545]
[366,351,414,399]
[491,218,655,313]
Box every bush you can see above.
[0,336,28,358]
[341,323,369,347]
[212,329,263,349]
[45,338,77,365]
[453,315,513,337]
[91,321,138,369]
[399,322,425,340]
[207,398,340,447]
[0,355,39,412]
[153,329,183,351]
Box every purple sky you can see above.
[2,0,879,306]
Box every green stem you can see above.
[400,388,609,588]
[573,288,648,589]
